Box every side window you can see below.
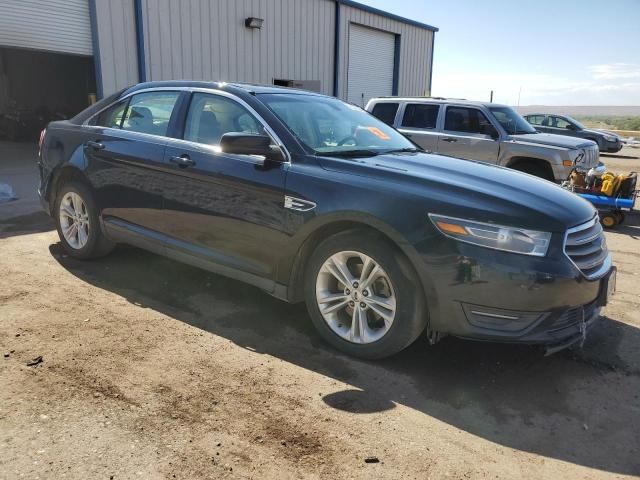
[401,104,440,129]
[89,100,128,128]
[527,115,543,126]
[184,93,264,145]
[371,103,399,126]
[553,117,571,129]
[444,107,495,135]
[121,91,180,136]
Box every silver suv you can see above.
[366,97,600,182]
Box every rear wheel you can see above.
[54,181,114,259]
[304,230,427,359]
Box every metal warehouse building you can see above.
[0,0,436,138]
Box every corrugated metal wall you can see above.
[0,0,92,56]
[93,0,139,96]
[89,0,435,100]
[337,3,434,100]
[139,0,336,95]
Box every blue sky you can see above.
[359,0,640,106]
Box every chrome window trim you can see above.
[563,215,612,280]
[82,86,291,164]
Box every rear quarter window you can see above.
[88,100,128,128]
[370,102,399,126]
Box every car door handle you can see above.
[85,140,105,150]
[170,155,195,168]
[441,137,458,143]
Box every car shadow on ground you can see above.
[49,242,640,476]
[600,152,639,160]
[0,210,54,237]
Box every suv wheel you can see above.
[511,161,555,182]
[304,230,427,359]
[54,181,114,259]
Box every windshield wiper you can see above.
[316,149,381,158]
[384,147,423,154]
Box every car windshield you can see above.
[488,106,537,135]
[565,115,586,130]
[258,93,416,156]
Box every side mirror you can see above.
[220,133,285,163]
[566,124,576,130]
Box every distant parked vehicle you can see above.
[524,114,623,153]
[366,97,600,182]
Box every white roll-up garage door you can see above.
[347,24,395,107]
[0,0,92,56]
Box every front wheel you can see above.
[304,230,427,359]
[54,181,114,259]
[510,161,555,182]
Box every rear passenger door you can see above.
[437,106,500,163]
[396,103,441,151]
[84,90,181,235]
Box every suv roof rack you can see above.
[373,96,468,101]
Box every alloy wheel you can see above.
[59,191,90,249]
[315,250,396,344]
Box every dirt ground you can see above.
[1,147,639,479]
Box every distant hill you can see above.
[515,106,640,116]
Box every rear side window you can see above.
[526,115,544,126]
[401,104,440,129]
[121,91,180,136]
[370,103,399,125]
[444,107,494,135]
[89,100,128,128]
[184,93,264,145]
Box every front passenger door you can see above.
[161,92,289,280]
[436,106,500,162]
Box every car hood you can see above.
[581,128,620,139]
[317,152,596,233]
[510,133,594,149]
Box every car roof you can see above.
[369,97,510,109]
[123,80,327,97]
[525,113,562,117]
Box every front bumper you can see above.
[416,236,611,349]
[601,140,623,153]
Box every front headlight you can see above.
[602,134,617,142]
[429,214,552,257]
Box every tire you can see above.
[54,181,115,259]
[510,161,555,182]
[599,213,617,229]
[588,138,601,149]
[304,229,427,359]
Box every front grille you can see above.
[584,144,599,168]
[564,217,609,278]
